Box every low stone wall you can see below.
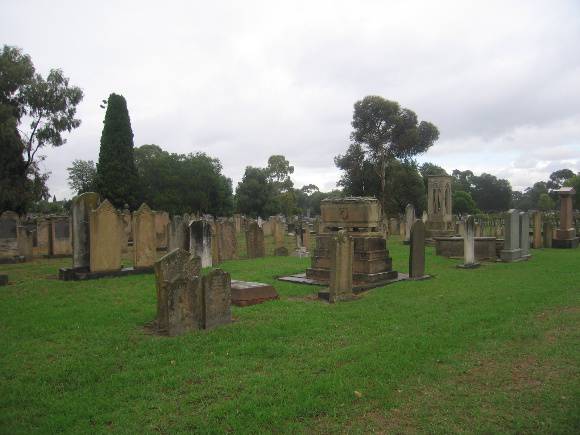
[434,236,498,261]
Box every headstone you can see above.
[202,269,232,329]
[399,217,406,239]
[154,211,170,250]
[0,211,20,260]
[409,220,426,278]
[302,226,311,250]
[552,187,579,248]
[542,221,553,248]
[500,210,522,262]
[274,246,288,256]
[532,211,542,249]
[89,200,122,272]
[71,192,100,269]
[35,218,50,257]
[459,215,479,268]
[133,203,157,269]
[421,211,428,223]
[328,230,353,302]
[246,221,265,258]
[404,204,415,243]
[51,217,72,256]
[121,206,131,253]
[167,215,190,252]
[216,220,237,261]
[189,220,212,268]
[154,249,203,336]
[273,217,285,249]
[389,218,399,236]
[233,214,242,233]
[17,224,33,260]
[519,212,531,259]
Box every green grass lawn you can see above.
[0,237,579,434]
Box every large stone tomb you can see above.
[306,197,398,286]
[230,280,279,306]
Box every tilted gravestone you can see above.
[155,249,203,336]
[89,199,122,273]
[189,220,212,268]
[202,269,232,329]
[71,192,100,269]
[133,203,157,269]
[328,230,353,302]
[246,221,265,258]
[409,219,426,278]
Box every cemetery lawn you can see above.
[1,238,579,434]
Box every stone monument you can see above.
[425,175,454,239]
[327,229,354,302]
[306,197,398,285]
[500,210,522,262]
[552,187,579,248]
[71,192,100,269]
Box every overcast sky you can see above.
[2,0,580,199]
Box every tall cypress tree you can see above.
[96,93,140,208]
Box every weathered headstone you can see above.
[273,217,285,250]
[202,268,232,329]
[216,220,237,261]
[274,246,289,256]
[519,212,531,259]
[154,211,170,250]
[133,203,157,269]
[328,230,353,302]
[154,249,203,336]
[459,215,479,268]
[16,224,33,260]
[409,220,426,278]
[51,217,72,256]
[121,206,131,253]
[543,221,553,248]
[532,211,542,249]
[71,192,100,269]
[233,214,242,233]
[34,218,50,257]
[167,215,190,252]
[89,200,122,272]
[0,211,20,260]
[246,221,265,258]
[500,210,522,262]
[404,204,415,244]
[302,226,311,250]
[189,220,212,268]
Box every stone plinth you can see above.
[231,280,279,306]
[306,197,398,285]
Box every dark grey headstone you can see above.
[409,219,425,278]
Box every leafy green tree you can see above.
[348,95,439,211]
[546,169,575,190]
[0,45,82,212]
[266,155,294,191]
[67,159,96,194]
[537,193,555,211]
[96,93,140,208]
[134,144,233,216]
[452,169,475,194]
[453,191,477,214]
[470,173,512,212]
[563,175,580,208]
[335,142,378,197]
[235,166,276,217]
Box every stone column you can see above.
[409,220,426,278]
[553,187,578,248]
[328,230,353,303]
[500,210,522,262]
[520,212,531,259]
[532,211,543,249]
[71,192,100,269]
